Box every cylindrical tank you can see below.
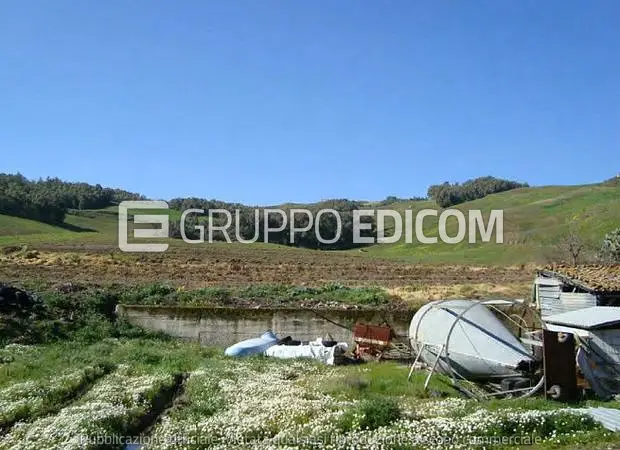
[409,299,532,380]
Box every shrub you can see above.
[339,397,402,431]
[601,227,620,262]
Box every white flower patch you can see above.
[329,408,594,450]
[1,343,37,355]
[1,354,600,450]
[0,344,38,364]
[145,360,596,450]
[0,365,106,428]
[0,368,175,450]
[147,360,351,450]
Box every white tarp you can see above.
[265,338,348,365]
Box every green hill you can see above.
[0,205,179,246]
[0,207,119,246]
[365,183,620,264]
[0,182,618,265]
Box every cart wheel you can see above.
[557,332,569,344]
[547,385,562,399]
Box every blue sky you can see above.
[1,1,619,204]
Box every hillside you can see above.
[0,207,119,246]
[367,183,620,263]
[0,182,618,265]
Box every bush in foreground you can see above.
[339,397,402,432]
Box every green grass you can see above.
[0,338,217,449]
[363,183,620,263]
[0,215,77,238]
[317,361,458,400]
[112,282,397,307]
[338,396,402,432]
[0,211,113,245]
[0,338,215,387]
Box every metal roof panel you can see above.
[543,307,620,330]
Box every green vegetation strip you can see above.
[120,282,396,307]
[2,283,399,352]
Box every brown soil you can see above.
[0,245,534,299]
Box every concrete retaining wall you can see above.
[116,305,415,347]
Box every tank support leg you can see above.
[408,343,426,381]
[424,344,445,390]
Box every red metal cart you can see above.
[353,323,392,361]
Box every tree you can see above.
[558,220,585,265]
[427,176,528,208]
[0,173,145,225]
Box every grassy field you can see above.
[368,183,620,263]
[1,337,618,450]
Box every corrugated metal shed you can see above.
[543,307,620,330]
[535,276,597,317]
[535,276,561,317]
[555,292,597,315]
